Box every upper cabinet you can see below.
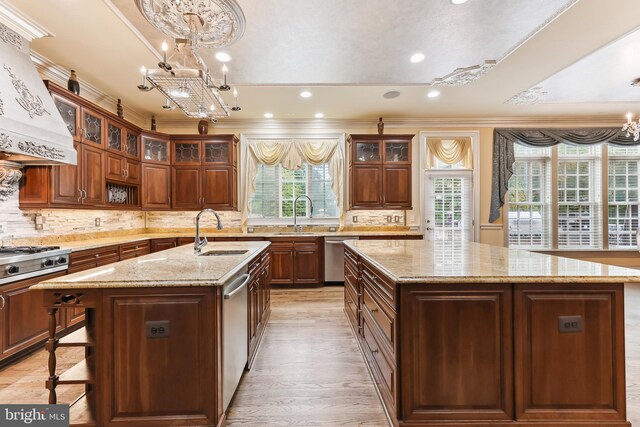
[80,106,105,148]
[142,134,170,164]
[51,92,82,142]
[349,134,414,210]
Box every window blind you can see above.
[608,145,640,248]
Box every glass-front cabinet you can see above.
[172,141,201,165]
[203,140,230,164]
[107,121,123,152]
[383,138,411,164]
[142,135,170,164]
[125,129,139,159]
[354,141,381,163]
[51,93,81,142]
[81,107,105,148]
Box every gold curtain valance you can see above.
[427,138,472,168]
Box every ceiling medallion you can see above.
[136,0,245,48]
[505,86,547,105]
[431,60,497,86]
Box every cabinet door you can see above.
[269,245,294,285]
[141,164,170,209]
[172,167,202,209]
[172,141,201,165]
[203,141,230,165]
[19,166,50,205]
[81,144,105,206]
[125,160,141,185]
[383,165,411,208]
[353,140,382,163]
[81,107,105,148]
[142,136,170,164]
[383,138,412,164]
[51,93,81,142]
[248,278,260,360]
[124,129,140,160]
[106,152,126,182]
[293,245,321,284]
[351,165,382,208]
[150,238,177,253]
[106,120,124,153]
[202,166,233,209]
[51,142,81,205]
[1,274,65,360]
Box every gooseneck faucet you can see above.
[194,209,223,254]
[293,195,314,232]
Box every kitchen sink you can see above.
[198,249,249,256]
[272,232,314,235]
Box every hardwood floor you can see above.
[226,286,390,426]
[1,284,640,426]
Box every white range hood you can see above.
[0,20,75,166]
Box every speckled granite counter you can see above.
[32,241,270,289]
[345,239,640,283]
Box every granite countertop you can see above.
[345,239,640,284]
[31,241,270,290]
[51,230,422,252]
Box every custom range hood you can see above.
[0,18,75,167]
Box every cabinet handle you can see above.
[94,254,100,258]
[122,169,126,177]
[0,295,5,310]
[372,348,379,354]
[77,189,83,201]
[370,307,379,313]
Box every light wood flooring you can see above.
[1,285,640,426]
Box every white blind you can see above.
[249,163,338,220]
[557,144,602,249]
[608,145,640,248]
[508,145,552,249]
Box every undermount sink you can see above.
[198,249,249,257]
[272,232,313,235]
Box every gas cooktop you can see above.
[0,246,61,255]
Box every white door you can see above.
[424,170,474,241]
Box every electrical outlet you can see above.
[386,215,392,223]
[394,215,400,223]
[558,316,583,333]
[95,218,101,227]
[146,320,171,338]
[352,215,358,223]
[247,227,255,233]
[34,214,44,230]
[329,227,337,232]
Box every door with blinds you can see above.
[424,170,474,242]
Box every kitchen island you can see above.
[31,241,271,427]
[344,239,639,427]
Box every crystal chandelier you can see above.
[135,0,245,121]
[623,113,640,142]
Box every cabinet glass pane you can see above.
[107,123,122,151]
[174,143,200,163]
[204,142,229,163]
[126,133,138,157]
[84,113,102,145]
[54,99,76,136]
[355,142,380,162]
[144,139,168,162]
[385,142,409,162]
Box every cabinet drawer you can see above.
[362,310,396,403]
[69,245,120,273]
[363,286,395,351]
[362,262,395,307]
[344,284,359,330]
[119,240,151,260]
[344,247,358,269]
[345,260,358,287]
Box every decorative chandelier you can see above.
[135,0,245,122]
[623,113,640,142]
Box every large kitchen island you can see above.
[31,241,271,427]
[344,239,639,427]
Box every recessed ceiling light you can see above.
[410,53,425,63]
[450,0,468,4]
[427,90,440,98]
[215,52,231,62]
[264,112,273,119]
[383,90,401,99]
[315,113,324,118]
[300,91,312,98]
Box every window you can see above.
[425,170,474,242]
[508,143,640,250]
[608,145,640,248]
[249,163,338,221]
[508,145,551,248]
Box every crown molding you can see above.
[0,0,52,41]
[156,115,627,133]
[30,51,149,128]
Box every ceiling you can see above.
[6,0,640,123]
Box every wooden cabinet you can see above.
[169,135,238,210]
[248,248,271,369]
[107,120,140,161]
[51,143,82,205]
[150,238,178,253]
[0,271,66,366]
[141,164,170,209]
[349,134,413,209]
[106,152,140,185]
[50,90,82,142]
[141,133,170,164]
[80,144,105,205]
[119,240,151,260]
[68,245,120,274]
[80,106,105,148]
[267,237,322,286]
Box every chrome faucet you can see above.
[194,208,223,254]
[293,195,314,232]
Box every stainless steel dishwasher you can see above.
[222,267,249,411]
[324,236,359,282]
